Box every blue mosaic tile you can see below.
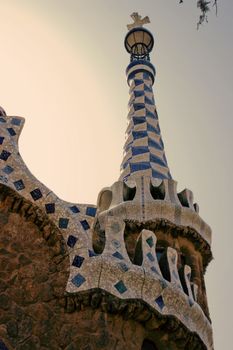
[130,162,150,172]
[0,118,6,123]
[132,146,149,156]
[80,220,90,230]
[11,118,21,126]
[143,72,150,80]
[144,84,152,92]
[13,179,25,191]
[146,236,154,248]
[148,138,163,150]
[112,251,124,260]
[119,262,129,272]
[151,266,158,273]
[132,130,147,140]
[114,280,127,294]
[145,96,154,105]
[133,116,146,125]
[0,137,4,145]
[0,150,11,161]
[147,123,159,134]
[30,188,43,201]
[45,203,55,214]
[134,90,144,98]
[71,274,86,288]
[69,205,80,214]
[133,103,145,111]
[124,141,133,153]
[112,239,121,249]
[72,255,85,268]
[147,252,155,262]
[152,169,167,179]
[150,154,167,167]
[0,340,8,350]
[86,207,97,217]
[88,249,97,257]
[146,109,157,119]
[134,79,144,86]
[59,218,69,229]
[7,128,16,136]
[155,295,165,310]
[67,235,77,248]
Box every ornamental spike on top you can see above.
[120,14,172,181]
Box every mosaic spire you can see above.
[120,15,171,181]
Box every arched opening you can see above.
[141,339,158,350]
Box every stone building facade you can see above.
[0,14,213,350]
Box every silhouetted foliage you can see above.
[179,0,218,28]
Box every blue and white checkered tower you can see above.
[120,17,171,181]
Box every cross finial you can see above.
[127,12,150,31]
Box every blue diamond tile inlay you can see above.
[11,117,21,126]
[147,252,155,262]
[112,240,121,249]
[114,280,127,294]
[45,203,55,214]
[69,205,80,214]
[71,274,86,288]
[155,295,165,310]
[119,262,129,272]
[88,249,97,257]
[7,128,16,136]
[0,150,11,161]
[80,220,90,231]
[13,179,25,191]
[146,236,154,248]
[86,207,97,217]
[67,235,77,248]
[0,118,6,123]
[72,255,85,268]
[0,137,4,145]
[112,251,124,260]
[30,188,43,201]
[151,266,158,273]
[59,218,69,229]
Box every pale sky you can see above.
[0,1,232,348]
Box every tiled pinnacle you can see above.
[120,68,172,181]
